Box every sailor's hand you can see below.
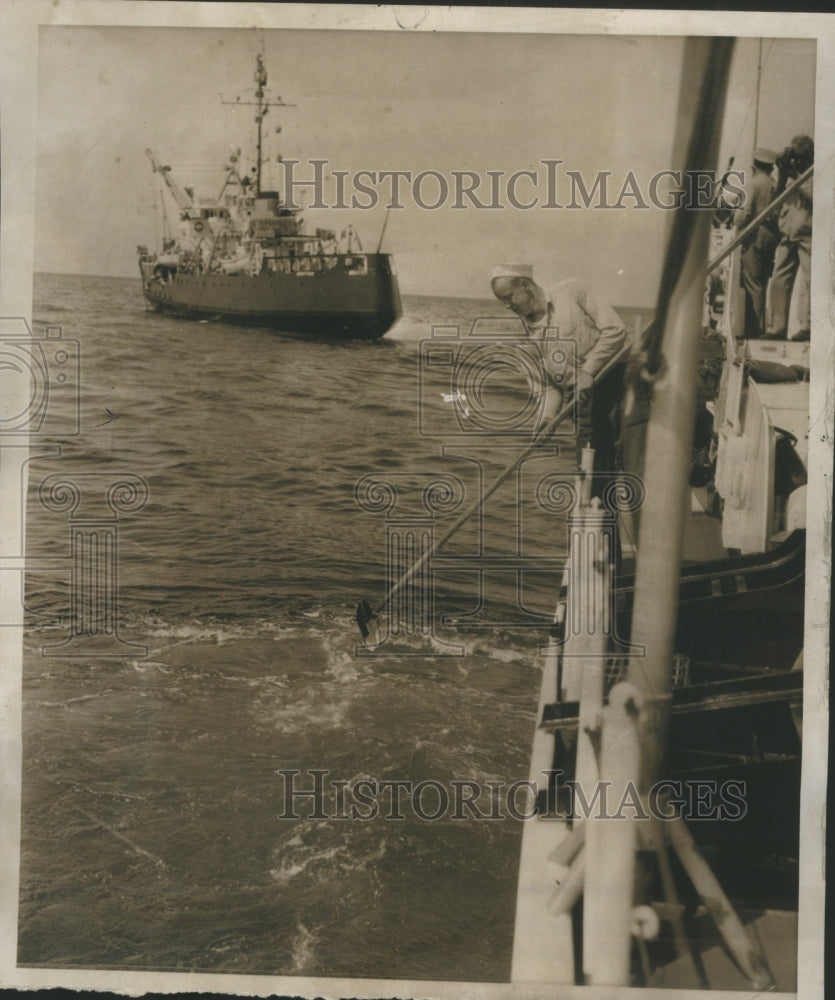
[575,370,595,404]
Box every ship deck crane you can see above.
[145,148,194,213]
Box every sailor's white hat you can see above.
[753,148,777,166]
[490,263,534,284]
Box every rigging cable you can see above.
[727,39,774,165]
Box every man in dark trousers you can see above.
[735,148,779,339]
[767,135,814,340]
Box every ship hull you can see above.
[139,253,402,339]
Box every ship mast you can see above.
[254,54,267,195]
[222,54,295,198]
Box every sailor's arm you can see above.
[537,382,563,428]
[575,281,628,379]
[733,194,755,230]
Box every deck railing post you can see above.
[586,682,645,985]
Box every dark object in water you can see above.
[356,600,377,639]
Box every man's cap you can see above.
[753,148,777,166]
[490,263,534,284]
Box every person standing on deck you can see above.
[767,135,814,341]
[489,264,628,501]
[734,148,779,339]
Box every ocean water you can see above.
[19,274,656,979]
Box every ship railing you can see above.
[714,236,748,438]
[709,186,813,553]
[708,165,813,441]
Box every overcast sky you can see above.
[35,28,815,304]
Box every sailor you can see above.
[767,135,814,341]
[734,148,779,339]
[489,263,629,502]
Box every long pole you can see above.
[667,816,772,989]
[626,36,734,788]
[365,342,632,621]
[376,207,392,254]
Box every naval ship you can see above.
[137,55,402,339]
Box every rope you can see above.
[728,40,774,164]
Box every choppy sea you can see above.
[18,273,651,979]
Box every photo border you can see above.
[1,4,830,998]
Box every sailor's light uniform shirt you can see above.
[525,278,628,390]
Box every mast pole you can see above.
[254,54,267,196]
[753,38,763,152]
[576,41,734,988]
[220,57,294,199]
[625,36,734,793]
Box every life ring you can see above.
[194,220,205,232]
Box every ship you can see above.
[137,55,402,339]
